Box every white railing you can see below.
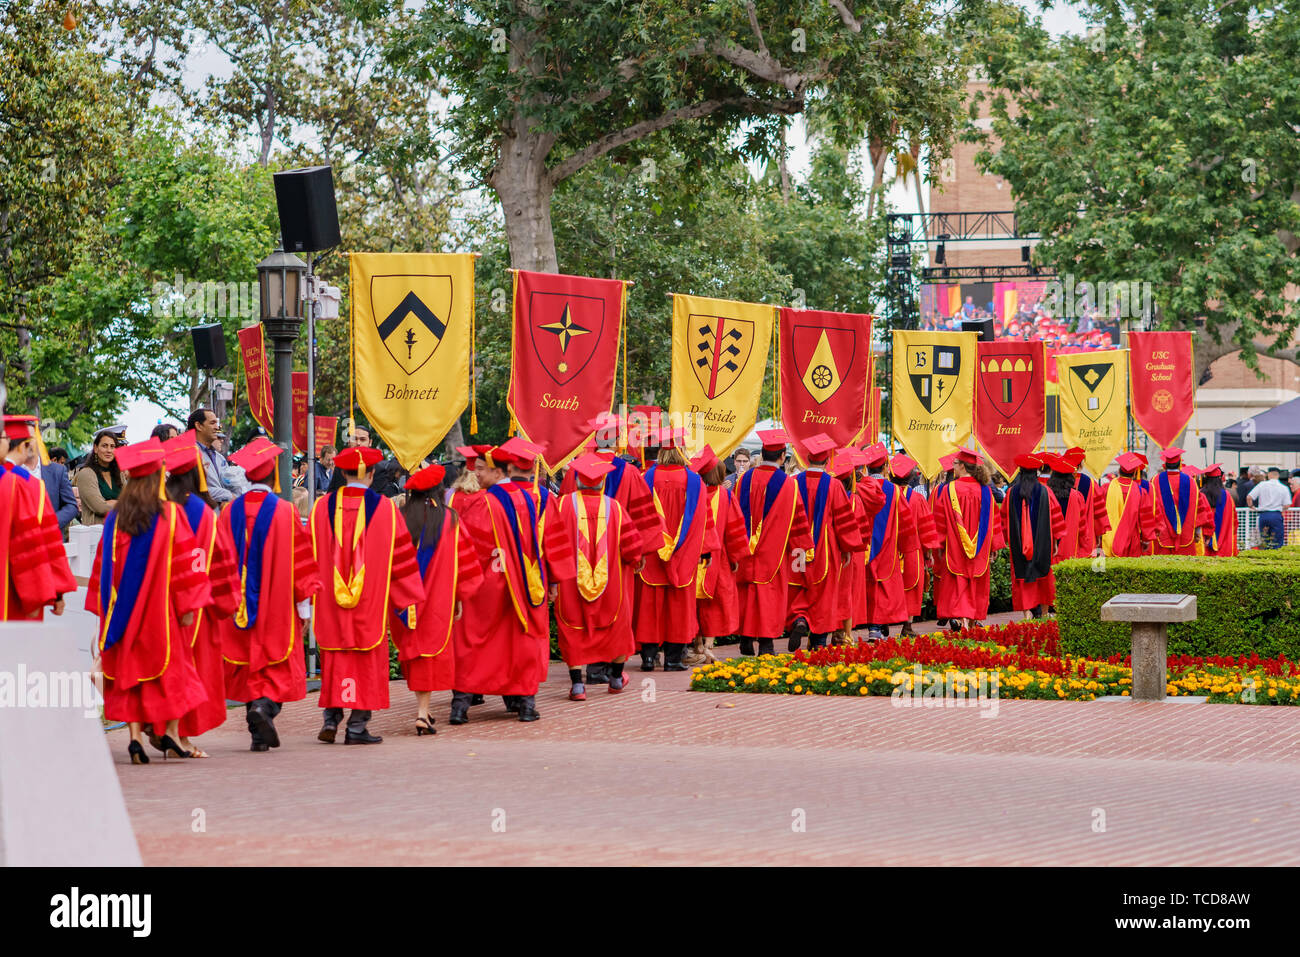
[1234,506,1300,551]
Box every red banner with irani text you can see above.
[974,339,1046,480]
[1129,331,1194,449]
[507,269,626,471]
[778,307,873,463]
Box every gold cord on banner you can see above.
[230,356,240,434]
[470,263,479,435]
[619,281,630,452]
[508,268,519,436]
[348,253,356,437]
[770,306,779,422]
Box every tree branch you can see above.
[827,0,864,33]
[548,95,804,185]
[746,2,770,58]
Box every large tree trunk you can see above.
[492,144,558,272]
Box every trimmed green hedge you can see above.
[1055,554,1300,659]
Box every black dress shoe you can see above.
[640,644,660,671]
[517,699,540,722]
[585,662,610,684]
[344,729,383,744]
[248,702,280,749]
[470,693,485,705]
[787,616,810,652]
[503,695,521,713]
[448,707,469,725]
[318,723,338,743]
[250,741,271,752]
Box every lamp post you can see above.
[256,245,308,501]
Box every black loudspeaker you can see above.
[190,323,227,370]
[961,318,996,342]
[273,165,341,253]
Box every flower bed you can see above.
[688,621,1300,705]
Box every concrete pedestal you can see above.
[0,621,140,866]
[1130,621,1169,701]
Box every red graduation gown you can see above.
[177,499,241,737]
[635,463,717,647]
[736,464,813,639]
[1143,469,1214,555]
[859,476,917,626]
[1001,484,1066,611]
[458,479,570,696]
[1074,472,1111,550]
[930,477,1004,621]
[311,488,424,710]
[900,487,940,619]
[1101,477,1149,557]
[85,502,212,724]
[3,464,76,620]
[220,490,321,703]
[1052,487,1092,561]
[696,485,749,638]
[788,469,863,633]
[389,510,483,692]
[0,468,59,619]
[1203,488,1239,556]
[544,489,640,665]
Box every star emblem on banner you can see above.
[539,303,591,372]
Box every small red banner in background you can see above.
[1128,330,1195,449]
[237,325,274,435]
[974,339,1046,480]
[292,372,308,455]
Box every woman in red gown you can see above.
[691,446,748,662]
[86,439,213,765]
[1198,464,1239,556]
[389,463,483,735]
[162,432,239,758]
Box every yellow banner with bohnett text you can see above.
[1056,348,1128,478]
[350,253,473,472]
[669,293,776,458]
[891,329,976,478]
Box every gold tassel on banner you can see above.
[620,281,629,452]
[230,355,241,434]
[770,308,779,422]
[470,273,479,435]
[348,253,356,429]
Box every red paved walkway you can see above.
[111,617,1300,866]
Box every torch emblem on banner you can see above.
[372,274,451,376]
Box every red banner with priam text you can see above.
[1129,330,1195,449]
[778,307,874,463]
[507,269,627,471]
[238,325,274,435]
[974,339,1046,480]
[292,372,308,455]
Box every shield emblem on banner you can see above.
[906,344,962,414]
[1068,361,1115,422]
[371,274,452,376]
[528,291,604,386]
[979,353,1035,419]
[792,325,856,405]
[690,314,755,399]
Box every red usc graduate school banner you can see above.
[1129,330,1194,449]
[778,307,873,463]
[507,269,627,471]
[238,324,274,435]
[292,371,308,455]
[974,339,1046,480]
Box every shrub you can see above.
[1055,554,1300,659]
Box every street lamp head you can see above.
[257,245,308,322]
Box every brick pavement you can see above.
[110,615,1300,866]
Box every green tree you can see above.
[975,0,1300,382]
[378,0,980,272]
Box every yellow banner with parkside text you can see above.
[350,253,473,472]
[669,293,776,458]
[891,330,976,478]
[1055,348,1128,478]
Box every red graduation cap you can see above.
[803,433,836,461]
[231,436,285,481]
[756,428,789,452]
[828,454,856,478]
[1041,452,1073,474]
[405,462,446,492]
[888,453,918,479]
[862,443,889,468]
[939,452,958,471]
[690,444,720,475]
[955,446,981,466]
[1183,464,1202,478]
[334,445,383,476]
[1202,463,1224,478]
[162,431,202,474]
[1062,446,1086,468]
[569,452,615,484]
[497,436,545,469]
[1115,451,1143,473]
[2,415,36,442]
[457,444,493,469]
[1133,452,1149,469]
[1014,452,1043,471]
[1160,446,1185,464]
[115,437,168,477]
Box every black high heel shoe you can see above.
[158,735,191,760]
[128,740,149,765]
[414,715,436,736]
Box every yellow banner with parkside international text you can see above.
[891,330,976,478]
[669,293,776,458]
[350,253,473,472]
[1055,348,1128,478]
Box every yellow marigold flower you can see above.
[858,686,868,695]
